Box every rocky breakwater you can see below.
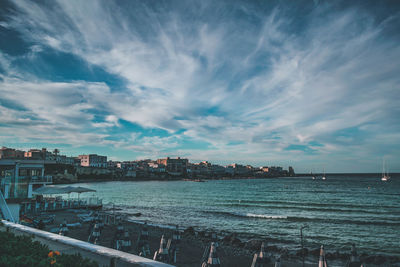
[182,226,400,266]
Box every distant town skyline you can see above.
[0,1,399,173]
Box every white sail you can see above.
[381,159,390,181]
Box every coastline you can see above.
[53,175,289,185]
[52,172,399,185]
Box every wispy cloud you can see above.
[0,0,399,172]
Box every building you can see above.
[0,147,25,159]
[156,157,188,176]
[225,163,249,176]
[210,164,226,176]
[0,159,53,222]
[24,149,44,159]
[117,161,137,170]
[148,162,166,173]
[78,154,107,168]
[107,160,120,169]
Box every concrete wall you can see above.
[0,220,174,267]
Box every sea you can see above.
[70,174,400,256]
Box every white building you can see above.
[0,159,52,222]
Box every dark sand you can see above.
[41,209,393,267]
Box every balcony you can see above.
[0,175,52,185]
[29,175,52,184]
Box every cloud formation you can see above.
[0,0,399,172]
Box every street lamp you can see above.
[300,225,309,267]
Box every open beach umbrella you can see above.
[33,185,68,195]
[69,186,96,203]
[72,186,96,193]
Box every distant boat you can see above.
[321,169,326,180]
[311,171,316,180]
[381,160,390,182]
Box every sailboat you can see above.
[311,170,316,180]
[321,168,326,180]
[381,160,390,182]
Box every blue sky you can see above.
[0,0,399,172]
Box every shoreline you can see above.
[53,172,399,185]
[54,175,293,185]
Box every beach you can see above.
[39,208,398,267]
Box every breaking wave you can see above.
[204,210,287,219]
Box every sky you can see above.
[0,0,399,173]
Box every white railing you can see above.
[0,220,175,267]
[30,175,53,184]
[0,190,15,222]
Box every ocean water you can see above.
[72,174,400,256]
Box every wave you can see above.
[245,213,288,219]
[226,199,399,210]
[217,203,400,215]
[204,210,400,226]
[204,210,287,219]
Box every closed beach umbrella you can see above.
[348,244,361,267]
[251,242,270,267]
[202,242,220,267]
[201,244,211,264]
[153,234,170,263]
[258,242,269,260]
[318,245,328,267]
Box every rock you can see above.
[244,239,262,250]
[296,248,308,257]
[279,247,289,258]
[326,252,335,260]
[183,226,195,235]
[222,233,235,243]
[333,250,340,259]
[388,256,400,263]
[267,245,279,252]
[310,248,320,257]
[340,252,349,260]
[374,255,386,265]
[365,256,375,264]
[231,237,243,247]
